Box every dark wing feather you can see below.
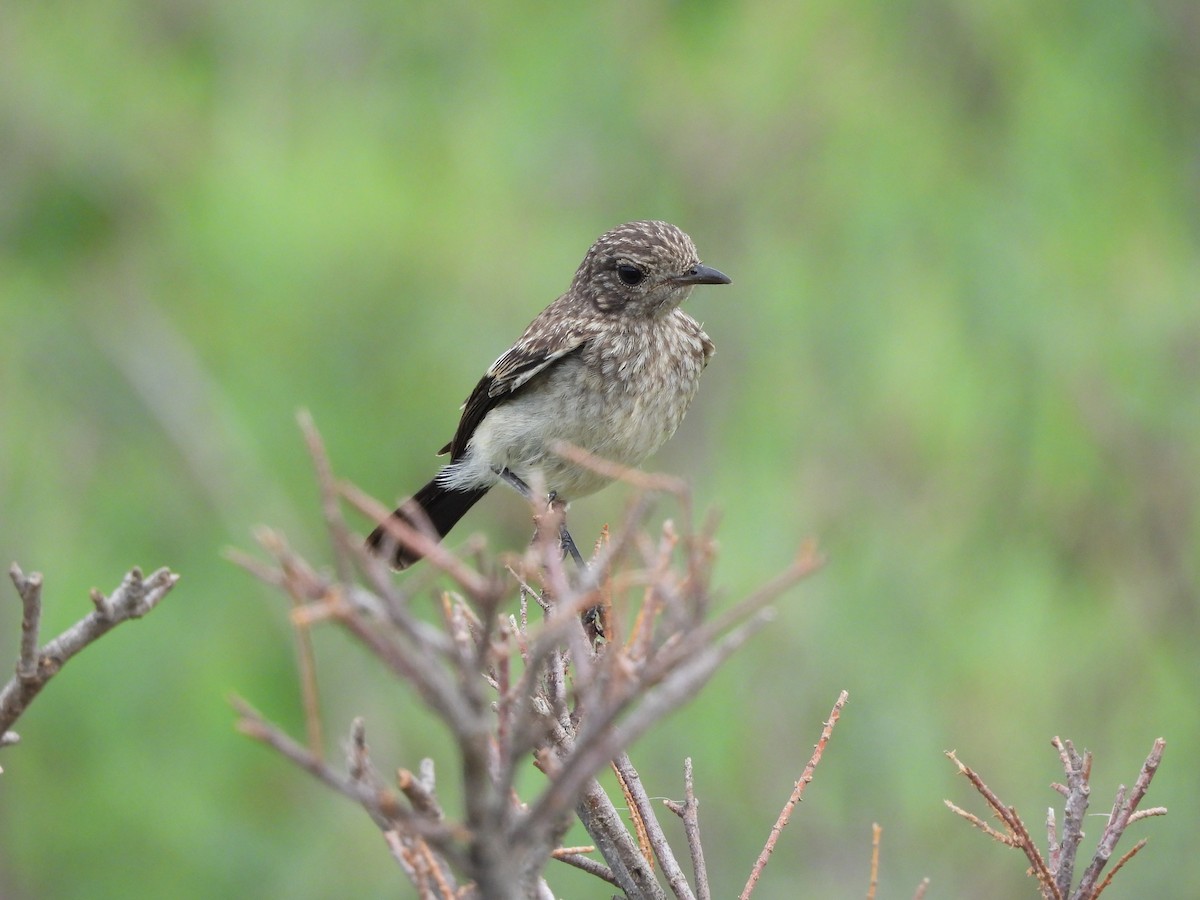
[440,319,590,459]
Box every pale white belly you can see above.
[439,314,711,499]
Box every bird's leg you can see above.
[546,490,604,640]
[497,468,585,569]
[546,491,586,569]
[496,467,533,501]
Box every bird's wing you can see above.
[440,315,591,459]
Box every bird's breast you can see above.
[464,313,712,499]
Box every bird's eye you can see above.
[616,263,645,286]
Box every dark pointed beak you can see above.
[675,263,732,286]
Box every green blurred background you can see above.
[2,1,1197,896]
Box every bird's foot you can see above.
[546,491,585,570]
[498,470,586,571]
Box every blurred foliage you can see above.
[1,1,1197,897]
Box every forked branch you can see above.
[231,415,821,898]
[945,737,1167,900]
[1,563,179,755]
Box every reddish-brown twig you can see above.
[739,689,849,899]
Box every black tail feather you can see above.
[367,479,489,569]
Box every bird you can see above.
[367,220,731,569]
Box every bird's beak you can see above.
[674,264,732,286]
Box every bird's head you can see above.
[572,220,731,316]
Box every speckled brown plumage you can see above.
[368,220,730,568]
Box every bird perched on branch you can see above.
[367,220,731,569]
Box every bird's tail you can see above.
[366,478,489,569]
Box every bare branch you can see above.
[1127,806,1168,824]
[1,564,179,743]
[664,758,710,900]
[233,695,389,829]
[740,690,848,899]
[943,799,1019,845]
[551,850,621,887]
[11,565,42,680]
[550,441,690,495]
[614,752,693,899]
[947,738,1167,900]
[1091,839,1147,899]
[1073,738,1166,899]
[1052,737,1090,896]
[234,418,824,899]
[339,480,497,599]
[867,822,881,900]
[525,608,779,837]
[945,749,1059,899]
[398,760,446,823]
[298,408,356,585]
[572,773,666,900]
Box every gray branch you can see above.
[665,758,710,900]
[947,736,1168,900]
[233,419,823,898]
[1,564,179,745]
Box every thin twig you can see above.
[947,749,1061,899]
[339,481,495,598]
[0,565,179,741]
[944,799,1018,845]
[232,695,468,877]
[382,829,422,884]
[571,772,666,900]
[233,695,390,829]
[398,761,446,823]
[235,417,827,898]
[12,565,43,679]
[1052,736,1089,896]
[550,441,690,496]
[543,540,820,811]
[1091,838,1147,899]
[740,690,848,900]
[614,752,694,899]
[298,409,355,584]
[552,852,622,888]
[1047,806,1060,872]
[526,609,778,837]
[1127,806,1167,824]
[1073,738,1166,898]
[612,756,656,872]
[664,758,710,900]
[867,822,881,900]
[946,738,1166,900]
